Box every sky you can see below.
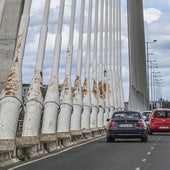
[22,0,170,102]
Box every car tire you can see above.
[148,131,153,135]
[107,137,115,142]
[141,135,148,142]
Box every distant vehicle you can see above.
[148,108,170,134]
[142,110,152,125]
[106,111,148,142]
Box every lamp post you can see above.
[152,70,160,108]
[149,60,157,109]
[146,40,157,108]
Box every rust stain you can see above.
[103,83,107,99]
[3,69,19,96]
[63,77,70,96]
[92,79,98,98]
[25,70,44,101]
[72,76,80,98]
[82,78,88,97]
[2,34,24,96]
[98,81,103,99]
[48,75,57,93]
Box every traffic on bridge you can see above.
[0,0,169,169]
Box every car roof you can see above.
[142,110,152,113]
[153,108,170,111]
[114,110,141,114]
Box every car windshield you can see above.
[154,111,170,118]
[142,111,151,117]
[112,112,140,119]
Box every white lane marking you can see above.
[8,136,105,170]
[142,158,146,162]
[151,147,154,150]
[147,152,151,155]
[136,168,141,170]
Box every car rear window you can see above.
[112,112,140,119]
[154,111,170,118]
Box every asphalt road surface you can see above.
[7,133,170,170]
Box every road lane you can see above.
[7,133,170,170]
[141,133,170,170]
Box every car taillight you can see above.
[108,122,116,127]
[136,122,145,127]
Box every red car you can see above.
[148,108,170,134]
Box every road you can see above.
[7,133,170,170]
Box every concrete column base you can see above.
[57,132,72,148]
[39,134,59,153]
[70,130,83,143]
[0,139,20,168]
[91,128,100,137]
[81,129,92,139]
[16,136,41,161]
[0,151,19,168]
[98,127,106,135]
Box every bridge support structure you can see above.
[127,0,148,111]
[0,0,132,167]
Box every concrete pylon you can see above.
[90,0,99,129]
[81,0,92,130]
[22,0,51,137]
[42,0,65,134]
[108,0,115,117]
[0,0,32,139]
[57,0,76,133]
[127,0,148,111]
[103,0,110,125]
[70,0,85,132]
[97,0,104,128]
[0,0,24,93]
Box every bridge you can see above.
[0,0,148,167]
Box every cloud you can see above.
[144,8,161,24]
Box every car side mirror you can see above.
[106,118,110,122]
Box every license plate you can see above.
[119,124,133,127]
[159,126,169,129]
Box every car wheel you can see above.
[107,137,115,142]
[141,135,148,142]
[148,131,153,135]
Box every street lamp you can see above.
[145,40,157,108]
[152,70,160,108]
[149,60,157,109]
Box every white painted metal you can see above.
[97,0,104,128]
[81,0,92,130]
[115,0,121,110]
[112,0,117,110]
[108,0,115,118]
[103,0,110,125]
[70,0,85,131]
[22,0,51,136]
[0,0,32,139]
[42,0,65,134]
[57,0,76,132]
[90,0,99,129]
[117,0,124,110]
[0,0,6,27]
